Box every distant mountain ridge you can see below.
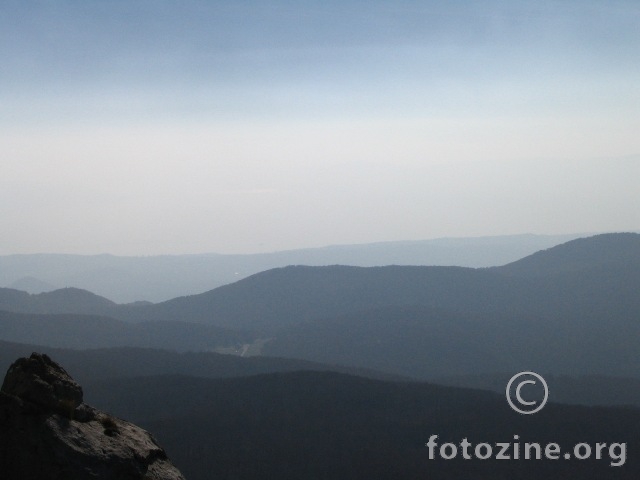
[111,233,640,332]
[118,264,523,330]
[0,233,637,379]
[495,232,640,277]
[8,276,57,294]
[0,233,587,302]
[0,287,116,316]
[2,233,638,333]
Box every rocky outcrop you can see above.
[0,353,186,480]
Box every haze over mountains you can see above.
[0,233,638,379]
[4,0,638,476]
[1,232,639,479]
[0,233,586,303]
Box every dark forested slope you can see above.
[0,311,248,351]
[85,370,640,480]
[0,340,404,386]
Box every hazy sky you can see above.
[1,0,639,255]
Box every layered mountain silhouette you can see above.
[0,340,406,386]
[112,233,640,332]
[2,338,635,408]
[1,233,638,479]
[0,233,584,303]
[0,233,637,379]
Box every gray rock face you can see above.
[2,352,83,415]
[0,353,186,480]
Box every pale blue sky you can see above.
[1,1,639,254]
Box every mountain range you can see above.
[2,233,639,478]
[0,233,638,380]
[0,233,587,302]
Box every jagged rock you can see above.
[1,352,83,416]
[0,353,186,480]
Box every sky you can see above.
[1,0,639,255]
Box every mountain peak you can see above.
[495,232,640,276]
[40,287,117,306]
[0,353,185,479]
[8,276,57,294]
